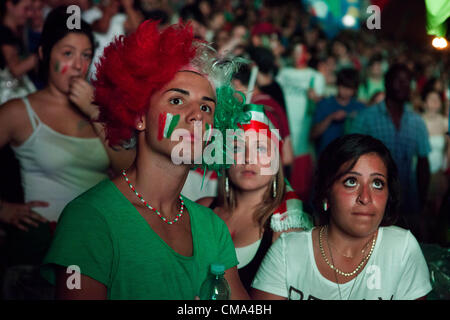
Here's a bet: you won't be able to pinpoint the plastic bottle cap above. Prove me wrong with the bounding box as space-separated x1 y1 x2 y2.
210 263 225 275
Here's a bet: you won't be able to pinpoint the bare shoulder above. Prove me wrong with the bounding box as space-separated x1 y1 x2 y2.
0 97 26 117
0 98 28 129
0 97 35 145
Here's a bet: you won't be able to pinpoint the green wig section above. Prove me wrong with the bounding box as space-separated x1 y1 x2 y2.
192 85 251 182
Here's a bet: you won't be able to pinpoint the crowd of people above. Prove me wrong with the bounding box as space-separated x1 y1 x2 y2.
0 0 449 300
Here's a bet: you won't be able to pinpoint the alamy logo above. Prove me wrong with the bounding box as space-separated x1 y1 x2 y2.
66 265 81 290
366 265 381 290
66 5 81 30
366 5 381 30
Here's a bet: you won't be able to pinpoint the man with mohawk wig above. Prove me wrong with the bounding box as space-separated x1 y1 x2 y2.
41 20 249 300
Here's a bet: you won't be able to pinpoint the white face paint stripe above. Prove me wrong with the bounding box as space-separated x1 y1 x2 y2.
163 113 174 138
241 110 269 125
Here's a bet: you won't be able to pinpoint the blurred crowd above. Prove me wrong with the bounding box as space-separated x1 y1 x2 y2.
1 0 449 297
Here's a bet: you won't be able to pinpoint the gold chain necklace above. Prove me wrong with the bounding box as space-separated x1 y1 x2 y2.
319 226 377 277
327 234 357 300
328 236 372 258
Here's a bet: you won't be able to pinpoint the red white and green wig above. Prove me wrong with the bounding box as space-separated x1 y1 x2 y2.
93 20 245 150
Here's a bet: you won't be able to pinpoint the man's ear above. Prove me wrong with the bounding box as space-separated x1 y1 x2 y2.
136 115 146 131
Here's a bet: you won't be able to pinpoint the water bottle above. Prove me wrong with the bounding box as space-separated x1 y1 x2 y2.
199 264 230 300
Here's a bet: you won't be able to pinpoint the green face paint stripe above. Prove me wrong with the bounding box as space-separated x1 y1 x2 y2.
165 114 180 139
54 61 60 73
205 123 211 138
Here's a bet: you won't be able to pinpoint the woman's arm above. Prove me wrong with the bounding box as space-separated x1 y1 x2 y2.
0 98 22 148
0 99 50 229
224 266 250 300
0 200 49 231
250 288 287 300
68 78 136 174
121 0 144 34
55 265 107 300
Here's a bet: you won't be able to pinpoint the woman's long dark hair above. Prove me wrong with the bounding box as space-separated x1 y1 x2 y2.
313 134 400 226
38 5 96 83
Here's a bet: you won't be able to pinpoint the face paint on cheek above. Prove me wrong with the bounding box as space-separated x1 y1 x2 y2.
54 61 70 75
54 61 60 73
61 63 70 75
158 112 181 141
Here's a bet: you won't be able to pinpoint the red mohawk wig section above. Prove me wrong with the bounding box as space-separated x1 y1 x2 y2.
93 20 198 146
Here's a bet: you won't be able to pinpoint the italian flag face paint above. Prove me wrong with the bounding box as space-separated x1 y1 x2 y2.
54 61 69 75
158 112 180 140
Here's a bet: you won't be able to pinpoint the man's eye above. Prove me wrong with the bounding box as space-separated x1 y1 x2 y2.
170 98 183 105
200 104 212 113
343 177 357 187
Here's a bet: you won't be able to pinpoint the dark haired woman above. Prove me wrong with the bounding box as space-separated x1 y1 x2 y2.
197 104 313 292
0 6 133 298
251 134 432 300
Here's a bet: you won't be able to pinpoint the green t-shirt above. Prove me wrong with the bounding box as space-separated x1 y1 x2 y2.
40 179 238 300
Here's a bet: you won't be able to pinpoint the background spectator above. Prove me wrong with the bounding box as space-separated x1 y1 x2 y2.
311 68 365 156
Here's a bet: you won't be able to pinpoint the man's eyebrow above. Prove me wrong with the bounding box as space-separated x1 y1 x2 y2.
164 88 189 95
202 96 216 104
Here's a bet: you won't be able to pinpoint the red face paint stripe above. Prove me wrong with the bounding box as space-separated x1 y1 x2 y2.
61 64 69 75
158 112 167 141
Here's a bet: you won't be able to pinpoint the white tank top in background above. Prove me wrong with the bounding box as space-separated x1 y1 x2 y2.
11 97 109 222
428 135 446 174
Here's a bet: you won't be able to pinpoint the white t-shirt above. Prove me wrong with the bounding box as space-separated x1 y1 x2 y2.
251 226 432 300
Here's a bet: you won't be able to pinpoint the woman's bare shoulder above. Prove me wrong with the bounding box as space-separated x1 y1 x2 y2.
0 98 28 126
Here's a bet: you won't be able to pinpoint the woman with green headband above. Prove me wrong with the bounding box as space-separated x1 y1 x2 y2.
198 103 313 292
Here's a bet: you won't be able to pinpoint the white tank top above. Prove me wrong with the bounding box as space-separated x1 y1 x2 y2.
11 97 110 222
236 239 262 269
